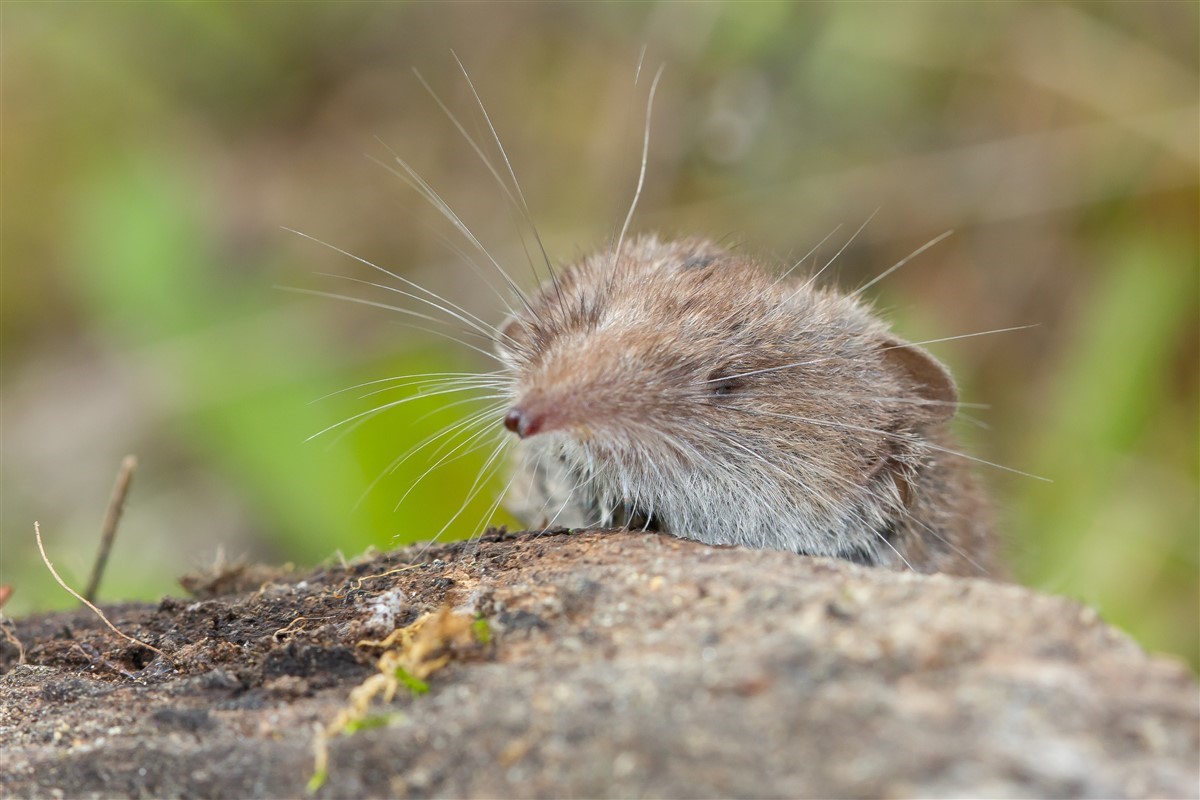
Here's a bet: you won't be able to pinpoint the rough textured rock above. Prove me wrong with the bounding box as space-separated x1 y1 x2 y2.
2 530 1197 799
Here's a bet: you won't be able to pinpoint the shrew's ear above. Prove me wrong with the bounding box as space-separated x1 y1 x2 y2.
878 337 958 424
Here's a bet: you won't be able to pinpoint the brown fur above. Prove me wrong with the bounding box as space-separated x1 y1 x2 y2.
497 235 1000 578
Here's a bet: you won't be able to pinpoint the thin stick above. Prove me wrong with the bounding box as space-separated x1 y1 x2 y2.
0 585 24 664
0 618 24 665
84 455 138 603
34 521 165 657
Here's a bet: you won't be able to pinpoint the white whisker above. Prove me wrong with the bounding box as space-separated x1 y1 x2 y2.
450 54 559 296
798 209 879 292
394 416 507 511
431 435 510 536
696 325 1036 385
310 371 503 404
314 271 508 347
853 229 954 297
729 406 1049 481
773 224 843 286
276 286 503 363
352 404 503 511
283 227 514 345
612 64 664 271
885 325 1039 351
307 386 498 442
367 142 536 318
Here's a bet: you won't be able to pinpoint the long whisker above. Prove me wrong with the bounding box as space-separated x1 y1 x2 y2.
414 432 512 561
519 445 551 529
886 325 1039 350
779 389 990 410
307 385 501 442
450 54 560 296
310 371 504 403
367 141 537 318
612 64 665 271
853 229 954 297
420 410 504 472
313 270 509 347
905 510 989 576
696 324 1037 385
725 406 1049 481
353 404 503 511
798 209 879 292
283 227 515 347
329 393 502 454
414 69 547 302
324 381 500 448
394 416 506 510
449 434 510 520
541 467 596 532
278 286 504 363
422 223 514 319
358 377 508 402
413 69 522 216
772 224 844 286
956 412 991 430
702 426 852 494
872 524 916 572
413 396 506 444
463 451 527 555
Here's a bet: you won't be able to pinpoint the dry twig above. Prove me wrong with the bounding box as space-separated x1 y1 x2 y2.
84 454 138 603
0 586 24 663
0 619 26 665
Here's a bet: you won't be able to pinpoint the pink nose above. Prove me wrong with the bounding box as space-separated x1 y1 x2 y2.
503 407 544 439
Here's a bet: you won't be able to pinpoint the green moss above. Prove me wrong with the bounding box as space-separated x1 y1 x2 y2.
394 666 430 695
342 713 401 735
305 768 327 794
472 615 492 645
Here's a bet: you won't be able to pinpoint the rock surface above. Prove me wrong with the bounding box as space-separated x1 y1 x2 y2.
2 529 1197 799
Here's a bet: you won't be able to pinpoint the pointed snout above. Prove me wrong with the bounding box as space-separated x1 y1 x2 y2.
503 406 545 439
504 387 596 439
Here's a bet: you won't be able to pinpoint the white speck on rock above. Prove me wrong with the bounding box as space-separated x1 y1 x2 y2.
362 588 406 633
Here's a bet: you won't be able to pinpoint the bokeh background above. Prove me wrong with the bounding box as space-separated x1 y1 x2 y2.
3 2 1196 667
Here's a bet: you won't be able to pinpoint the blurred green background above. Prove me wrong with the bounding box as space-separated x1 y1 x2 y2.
2 2 1196 668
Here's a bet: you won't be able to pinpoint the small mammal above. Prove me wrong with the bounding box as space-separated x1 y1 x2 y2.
496 235 999 577
314 66 1002 578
